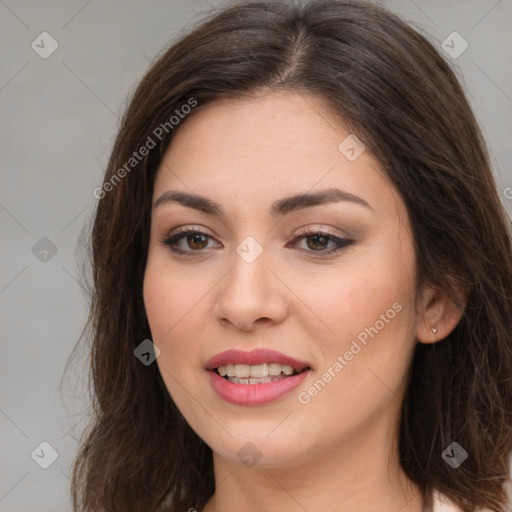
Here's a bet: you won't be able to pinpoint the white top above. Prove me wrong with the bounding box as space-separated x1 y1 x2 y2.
431 491 461 511
431 490 492 512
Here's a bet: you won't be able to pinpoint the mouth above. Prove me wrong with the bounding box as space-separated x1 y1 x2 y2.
205 349 312 405
213 362 310 385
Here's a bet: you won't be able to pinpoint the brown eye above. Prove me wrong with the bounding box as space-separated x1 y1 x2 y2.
162 228 218 254
187 233 209 250
290 230 354 255
161 228 353 257
305 234 331 251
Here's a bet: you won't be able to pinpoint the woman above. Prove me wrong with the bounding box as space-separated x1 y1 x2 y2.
68 1 512 511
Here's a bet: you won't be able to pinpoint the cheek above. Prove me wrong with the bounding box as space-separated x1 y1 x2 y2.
291 242 416 358
143 256 205 381
296 240 418 426
143 255 207 340
143 259 205 417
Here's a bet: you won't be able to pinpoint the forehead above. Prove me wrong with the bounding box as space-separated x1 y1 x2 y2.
159 92 347 169
152 91 403 222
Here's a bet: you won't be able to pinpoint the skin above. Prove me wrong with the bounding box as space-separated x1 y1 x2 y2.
143 91 466 512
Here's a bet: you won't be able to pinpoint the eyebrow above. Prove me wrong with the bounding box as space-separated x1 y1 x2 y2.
152 188 373 217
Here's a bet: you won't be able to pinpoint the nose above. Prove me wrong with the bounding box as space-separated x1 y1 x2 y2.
213 246 289 332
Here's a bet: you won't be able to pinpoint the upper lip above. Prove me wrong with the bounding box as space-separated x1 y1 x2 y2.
205 349 311 371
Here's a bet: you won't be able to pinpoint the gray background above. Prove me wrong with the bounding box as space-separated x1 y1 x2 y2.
1 1 511 510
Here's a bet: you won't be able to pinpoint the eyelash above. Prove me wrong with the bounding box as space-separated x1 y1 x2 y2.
160 227 354 257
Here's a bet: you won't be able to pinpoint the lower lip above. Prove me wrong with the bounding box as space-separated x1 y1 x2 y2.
208 369 310 405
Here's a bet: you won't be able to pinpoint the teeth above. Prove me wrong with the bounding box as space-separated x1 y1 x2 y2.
217 363 303 378
250 363 268 378
228 376 280 384
249 377 271 384
268 363 282 376
282 365 294 375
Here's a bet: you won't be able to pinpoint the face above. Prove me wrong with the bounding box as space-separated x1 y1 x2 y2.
143 91 420 469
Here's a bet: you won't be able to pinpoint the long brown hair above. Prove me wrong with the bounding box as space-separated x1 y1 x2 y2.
65 1 512 510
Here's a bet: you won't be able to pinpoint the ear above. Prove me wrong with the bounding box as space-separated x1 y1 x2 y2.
416 280 470 344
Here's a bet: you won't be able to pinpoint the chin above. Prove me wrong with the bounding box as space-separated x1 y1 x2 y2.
205 430 313 469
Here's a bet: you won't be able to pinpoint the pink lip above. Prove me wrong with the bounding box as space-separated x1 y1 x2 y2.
205 349 312 406
205 348 311 371
208 369 311 406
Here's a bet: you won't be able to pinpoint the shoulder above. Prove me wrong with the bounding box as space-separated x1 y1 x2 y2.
432 490 494 512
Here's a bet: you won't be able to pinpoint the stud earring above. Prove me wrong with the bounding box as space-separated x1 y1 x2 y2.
432 327 437 334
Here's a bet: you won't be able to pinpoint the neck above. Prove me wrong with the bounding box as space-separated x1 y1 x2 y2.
202 415 424 512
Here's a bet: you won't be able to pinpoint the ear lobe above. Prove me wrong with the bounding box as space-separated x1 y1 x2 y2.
416 282 470 344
